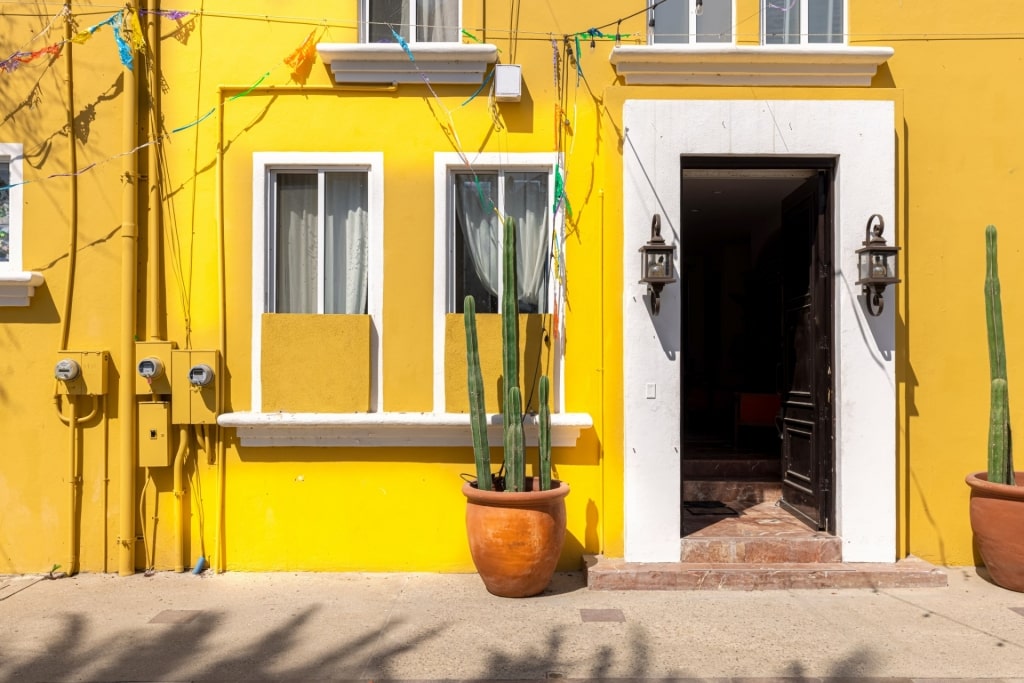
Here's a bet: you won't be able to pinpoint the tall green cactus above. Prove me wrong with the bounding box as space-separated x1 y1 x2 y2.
985 225 1014 485
464 294 492 491
462 216 555 492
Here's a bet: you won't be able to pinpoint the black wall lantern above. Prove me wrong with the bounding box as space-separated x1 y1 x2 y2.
639 214 676 315
855 213 900 316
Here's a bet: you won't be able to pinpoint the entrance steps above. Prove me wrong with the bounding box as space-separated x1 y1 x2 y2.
584 499 948 591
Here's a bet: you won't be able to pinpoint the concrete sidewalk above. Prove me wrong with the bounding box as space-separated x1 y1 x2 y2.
2 567 1024 682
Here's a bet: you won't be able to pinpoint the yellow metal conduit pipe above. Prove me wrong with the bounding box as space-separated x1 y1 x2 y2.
210 80 398 574
56 395 98 575
172 425 189 572
118 1 140 577
146 0 162 341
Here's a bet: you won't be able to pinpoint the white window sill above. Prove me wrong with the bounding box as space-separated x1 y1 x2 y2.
0 271 44 306
316 43 498 85
218 411 593 448
609 45 894 86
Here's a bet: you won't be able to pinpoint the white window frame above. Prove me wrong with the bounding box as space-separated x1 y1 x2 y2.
433 152 566 414
0 143 24 274
360 0 463 44
251 152 384 412
648 0 736 45
761 0 847 46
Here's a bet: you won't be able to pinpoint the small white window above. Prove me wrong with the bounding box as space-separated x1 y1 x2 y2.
649 0 733 44
763 0 845 45
448 169 551 314
0 144 24 273
362 0 461 44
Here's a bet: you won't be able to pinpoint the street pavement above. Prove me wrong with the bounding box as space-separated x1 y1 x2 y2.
2 566 1024 682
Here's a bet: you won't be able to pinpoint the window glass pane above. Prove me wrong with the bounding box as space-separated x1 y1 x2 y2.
324 172 369 314
764 0 800 44
417 0 458 42
368 0 408 43
504 172 549 314
651 0 688 44
0 162 9 264
696 0 732 43
454 173 500 313
274 173 318 314
808 0 843 43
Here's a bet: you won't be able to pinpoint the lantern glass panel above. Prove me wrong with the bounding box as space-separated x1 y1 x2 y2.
645 249 673 282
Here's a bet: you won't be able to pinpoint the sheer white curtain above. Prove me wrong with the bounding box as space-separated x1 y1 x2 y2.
274 172 368 314
418 0 458 41
276 174 318 313
505 172 549 312
455 173 500 298
325 173 369 314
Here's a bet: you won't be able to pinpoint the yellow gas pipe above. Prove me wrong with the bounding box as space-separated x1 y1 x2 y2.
172 425 189 572
117 1 140 577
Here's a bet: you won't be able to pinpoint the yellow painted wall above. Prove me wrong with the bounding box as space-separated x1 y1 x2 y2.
0 0 1020 574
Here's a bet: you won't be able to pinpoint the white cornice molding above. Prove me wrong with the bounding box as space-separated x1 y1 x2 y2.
0 271 43 306
610 45 894 86
219 411 593 448
316 43 499 85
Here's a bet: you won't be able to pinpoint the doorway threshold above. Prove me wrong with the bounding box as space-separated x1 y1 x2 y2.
586 502 947 590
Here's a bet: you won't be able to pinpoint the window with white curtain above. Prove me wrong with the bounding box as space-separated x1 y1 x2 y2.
0 144 23 272
763 0 845 44
363 0 460 43
450 169 550 314
267 170 369 315
649 0 733 44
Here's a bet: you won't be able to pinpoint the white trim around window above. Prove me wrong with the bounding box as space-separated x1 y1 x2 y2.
432 152 566 414
0 143 44 307
250 152 384 412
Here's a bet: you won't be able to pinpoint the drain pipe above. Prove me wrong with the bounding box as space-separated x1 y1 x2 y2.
117 2 140 577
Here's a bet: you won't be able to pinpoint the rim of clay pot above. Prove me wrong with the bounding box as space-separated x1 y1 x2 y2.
462 478 569 505
965 471 1024 501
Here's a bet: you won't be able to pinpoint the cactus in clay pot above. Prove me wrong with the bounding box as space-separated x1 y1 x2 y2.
464 216 553 492
985 225 1015 485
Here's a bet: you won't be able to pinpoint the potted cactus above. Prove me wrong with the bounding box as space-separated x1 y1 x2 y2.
461 215 569 598
965 224 1024 591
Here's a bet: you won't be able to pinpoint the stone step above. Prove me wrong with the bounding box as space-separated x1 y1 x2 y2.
583 555 949 591
680 533 842 563
683 480 781 505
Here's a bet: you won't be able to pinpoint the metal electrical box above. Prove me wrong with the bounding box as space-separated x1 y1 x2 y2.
171 349 221 425
54 351 110 396
135 341 177 395
138 401 171 467
494 64 522 102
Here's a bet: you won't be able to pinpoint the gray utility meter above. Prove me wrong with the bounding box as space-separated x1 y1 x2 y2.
55 358 81 381
137 357 165 380
188 364 214 387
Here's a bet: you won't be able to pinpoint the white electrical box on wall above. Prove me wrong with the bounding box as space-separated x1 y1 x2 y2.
494 64 522 102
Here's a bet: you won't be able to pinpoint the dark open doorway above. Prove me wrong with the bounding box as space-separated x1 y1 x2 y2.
680 157 836 538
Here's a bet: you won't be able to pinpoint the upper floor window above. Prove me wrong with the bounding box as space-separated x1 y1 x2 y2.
649 0 733 44
763 0 845 44
363 0 460 44
448 168 552 315
0 144 23 272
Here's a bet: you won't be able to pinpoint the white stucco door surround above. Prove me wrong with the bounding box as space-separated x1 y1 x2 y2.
622 99 897 563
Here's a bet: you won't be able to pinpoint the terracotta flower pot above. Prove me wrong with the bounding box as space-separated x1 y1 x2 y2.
462 478 569 598
966 471 1024 592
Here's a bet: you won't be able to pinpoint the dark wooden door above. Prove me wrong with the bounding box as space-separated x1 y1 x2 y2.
779 173 834 532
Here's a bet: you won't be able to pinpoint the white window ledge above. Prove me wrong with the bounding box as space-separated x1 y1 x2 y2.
609 45 894 86
218 411 593 448
316 43 498 85
0 271 44 306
